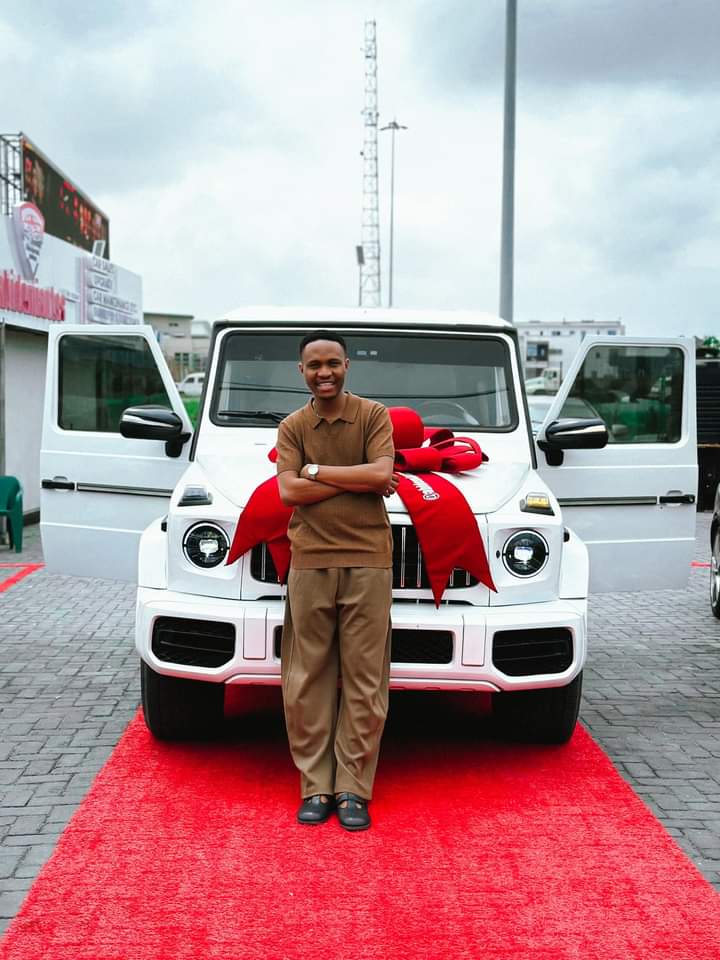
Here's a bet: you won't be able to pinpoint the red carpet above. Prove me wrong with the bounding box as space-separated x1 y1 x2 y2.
2 688 719 960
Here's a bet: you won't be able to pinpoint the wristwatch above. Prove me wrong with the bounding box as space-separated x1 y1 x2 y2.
306 464 320 481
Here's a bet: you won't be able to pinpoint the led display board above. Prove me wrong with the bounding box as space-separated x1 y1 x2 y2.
22 137 110 257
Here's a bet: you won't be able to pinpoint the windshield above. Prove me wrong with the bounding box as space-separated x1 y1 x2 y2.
211 330 517 430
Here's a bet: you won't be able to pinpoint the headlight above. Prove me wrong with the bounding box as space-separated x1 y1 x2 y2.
502 530 549 578
183 522 230 568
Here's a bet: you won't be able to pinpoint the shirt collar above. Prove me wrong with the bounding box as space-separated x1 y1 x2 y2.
307 391 360 428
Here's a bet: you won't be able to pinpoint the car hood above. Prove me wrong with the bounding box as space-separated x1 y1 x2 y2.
198 451 531 516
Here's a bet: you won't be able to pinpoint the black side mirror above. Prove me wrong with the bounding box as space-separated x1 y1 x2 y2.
120 405 190 458
537 417 609 466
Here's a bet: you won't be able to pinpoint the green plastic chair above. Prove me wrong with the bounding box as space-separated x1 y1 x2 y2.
0 477 23 553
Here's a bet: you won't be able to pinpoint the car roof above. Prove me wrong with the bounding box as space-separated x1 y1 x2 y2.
219 305 511 331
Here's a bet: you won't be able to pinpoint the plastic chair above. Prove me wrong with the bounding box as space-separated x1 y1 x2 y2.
0 476 23 553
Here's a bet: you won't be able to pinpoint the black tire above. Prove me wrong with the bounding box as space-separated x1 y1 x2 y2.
492 671 583 745
711 531 720 620
140 660 225 741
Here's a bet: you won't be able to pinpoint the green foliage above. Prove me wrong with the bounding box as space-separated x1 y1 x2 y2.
182 397 201 427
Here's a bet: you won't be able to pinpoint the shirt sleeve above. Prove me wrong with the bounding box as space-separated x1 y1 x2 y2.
365 404 395 463
275 417 304 475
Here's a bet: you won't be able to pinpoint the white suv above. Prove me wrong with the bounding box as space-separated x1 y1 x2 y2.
40 307 697 743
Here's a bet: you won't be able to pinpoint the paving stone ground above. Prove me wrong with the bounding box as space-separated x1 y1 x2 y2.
0 517 719 934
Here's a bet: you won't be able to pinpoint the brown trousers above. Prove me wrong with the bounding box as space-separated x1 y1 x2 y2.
281 567 392 800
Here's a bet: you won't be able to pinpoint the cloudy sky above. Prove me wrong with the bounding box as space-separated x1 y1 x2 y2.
2 0 719 335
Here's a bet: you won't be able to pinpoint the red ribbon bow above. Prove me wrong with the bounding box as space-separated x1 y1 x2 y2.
226 407 496 605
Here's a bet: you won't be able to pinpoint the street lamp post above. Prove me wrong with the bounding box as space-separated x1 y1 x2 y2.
380 119 407 308
499 0 517 325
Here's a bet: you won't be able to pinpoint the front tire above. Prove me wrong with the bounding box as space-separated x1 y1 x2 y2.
492 671 583 744
710 531 720 620
141 660 225 740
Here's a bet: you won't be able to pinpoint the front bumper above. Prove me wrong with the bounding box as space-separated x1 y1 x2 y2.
136 587 587 692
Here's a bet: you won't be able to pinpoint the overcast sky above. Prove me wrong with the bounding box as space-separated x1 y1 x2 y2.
2 0 719 335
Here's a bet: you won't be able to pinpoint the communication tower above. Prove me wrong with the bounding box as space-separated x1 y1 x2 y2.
358 20 381 307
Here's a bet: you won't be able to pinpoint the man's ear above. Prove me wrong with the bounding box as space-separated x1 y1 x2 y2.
298 361 304 374
344 357 350 370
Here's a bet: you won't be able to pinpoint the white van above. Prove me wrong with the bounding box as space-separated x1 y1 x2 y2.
40 308 697 743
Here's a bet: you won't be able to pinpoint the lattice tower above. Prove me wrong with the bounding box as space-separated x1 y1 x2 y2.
359 20 381 307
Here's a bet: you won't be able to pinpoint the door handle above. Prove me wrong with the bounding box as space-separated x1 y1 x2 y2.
41 478 76 491
659 492 695 505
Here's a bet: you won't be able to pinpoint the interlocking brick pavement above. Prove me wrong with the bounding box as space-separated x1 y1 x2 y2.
0 516 719 934
582 511 720 890
0 525 137 934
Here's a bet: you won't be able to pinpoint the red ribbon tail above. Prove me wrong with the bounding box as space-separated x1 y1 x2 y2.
395 473 496 607
267 537 291 584
226 477 293 566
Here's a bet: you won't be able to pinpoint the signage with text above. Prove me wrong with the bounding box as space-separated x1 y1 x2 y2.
0 269 65 322
81 256 140 325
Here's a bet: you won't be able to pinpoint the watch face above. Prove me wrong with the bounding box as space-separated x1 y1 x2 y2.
308 464 319 477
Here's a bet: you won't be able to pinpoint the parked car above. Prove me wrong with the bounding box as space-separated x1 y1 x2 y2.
176 372 205 396
40 310 698 745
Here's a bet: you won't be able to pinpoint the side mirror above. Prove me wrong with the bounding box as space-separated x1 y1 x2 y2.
537 417 608 466
120 405 190 458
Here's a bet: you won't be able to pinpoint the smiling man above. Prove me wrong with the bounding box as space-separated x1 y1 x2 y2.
276 330 397 831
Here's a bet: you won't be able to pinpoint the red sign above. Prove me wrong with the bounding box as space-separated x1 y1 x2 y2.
0 270 65 322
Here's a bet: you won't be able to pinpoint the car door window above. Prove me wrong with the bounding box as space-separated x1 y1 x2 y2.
58 334 171 432
559 344 684 443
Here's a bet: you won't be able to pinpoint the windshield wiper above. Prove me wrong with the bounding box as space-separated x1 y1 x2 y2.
217 409 286 423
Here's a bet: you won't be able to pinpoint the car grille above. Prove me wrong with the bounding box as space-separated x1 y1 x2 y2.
273 627 453 664
152 617 236 668
492 628 573 677
251 525 478 591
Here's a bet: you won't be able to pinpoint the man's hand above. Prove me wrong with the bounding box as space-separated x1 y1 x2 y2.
383 473 401 498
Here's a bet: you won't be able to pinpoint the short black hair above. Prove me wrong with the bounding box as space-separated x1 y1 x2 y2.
299 330 347 358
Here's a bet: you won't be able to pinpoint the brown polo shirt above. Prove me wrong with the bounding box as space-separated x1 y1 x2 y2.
275 392 394 569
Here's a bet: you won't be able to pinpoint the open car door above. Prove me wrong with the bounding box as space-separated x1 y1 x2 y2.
536 337 697 593
41 324 194 581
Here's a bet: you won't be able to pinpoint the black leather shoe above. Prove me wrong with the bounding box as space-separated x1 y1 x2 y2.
335 792 371 831
297 794 335 825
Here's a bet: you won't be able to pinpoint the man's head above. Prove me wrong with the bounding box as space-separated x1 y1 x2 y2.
298 330 349 402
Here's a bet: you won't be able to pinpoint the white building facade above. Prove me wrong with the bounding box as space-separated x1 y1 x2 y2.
0 206 142 520
516 319 626 387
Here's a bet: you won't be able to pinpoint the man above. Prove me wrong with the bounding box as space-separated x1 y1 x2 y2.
275 330 397 831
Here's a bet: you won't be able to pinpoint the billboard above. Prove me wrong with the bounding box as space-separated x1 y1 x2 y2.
22 137 110 257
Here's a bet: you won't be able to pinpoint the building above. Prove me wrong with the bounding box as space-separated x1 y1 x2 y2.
144 312 211 381
516 318 626 387
0 134 142 524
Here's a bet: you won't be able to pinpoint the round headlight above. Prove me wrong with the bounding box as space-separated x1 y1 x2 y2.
502 530 549 578
183 522 230 568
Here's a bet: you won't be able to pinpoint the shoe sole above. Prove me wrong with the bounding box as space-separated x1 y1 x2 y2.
338 820 371 832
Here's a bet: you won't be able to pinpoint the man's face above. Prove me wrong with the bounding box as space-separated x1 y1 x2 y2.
299 339 349 401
